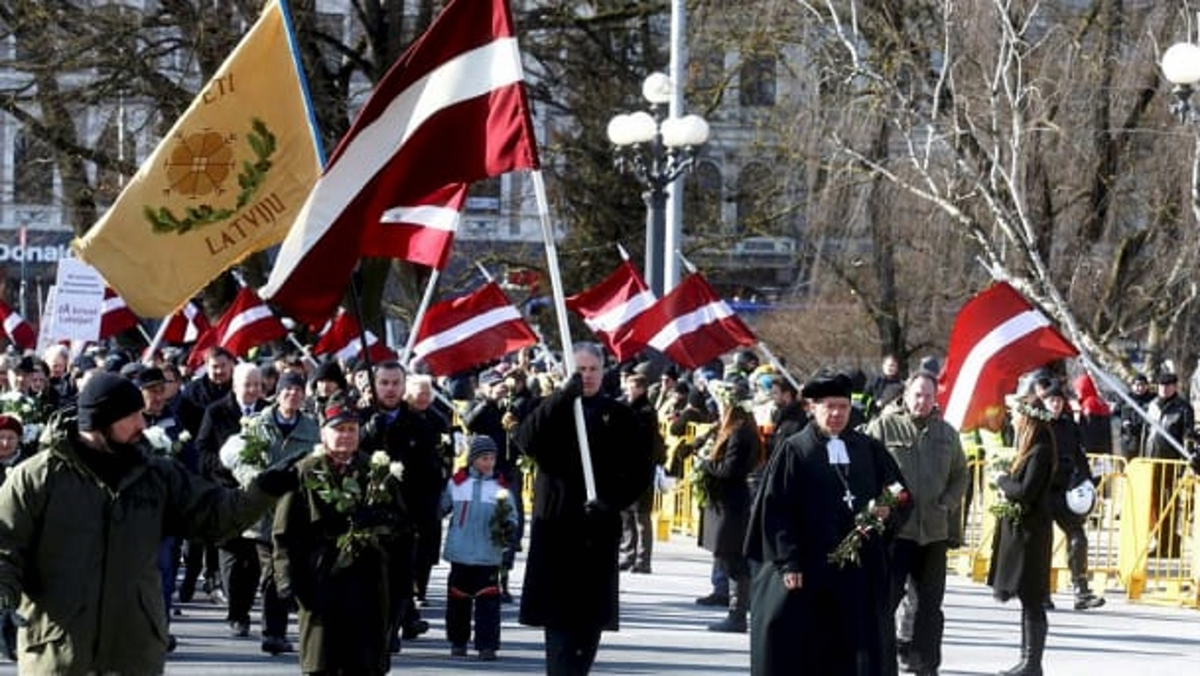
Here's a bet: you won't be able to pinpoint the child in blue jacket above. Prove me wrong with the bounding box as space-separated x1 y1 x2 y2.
440 435 518 660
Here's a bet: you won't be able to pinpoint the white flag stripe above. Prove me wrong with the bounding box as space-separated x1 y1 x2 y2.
333 331 379 362
222 305 276 343
646 301 737 352
3 315 20 335
585 290 656 334
412 306 522 358
263 39 521 296
102 296 126 313
380 204 462 233
942 309 1050 428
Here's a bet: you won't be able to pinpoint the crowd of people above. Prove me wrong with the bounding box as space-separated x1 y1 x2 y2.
0 337 1198 675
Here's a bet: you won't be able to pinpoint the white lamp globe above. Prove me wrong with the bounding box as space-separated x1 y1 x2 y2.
1162 42 1200 85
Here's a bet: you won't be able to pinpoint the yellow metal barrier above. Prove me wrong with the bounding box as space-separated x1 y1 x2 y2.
1118 458 1197 606
1049 455 1127 594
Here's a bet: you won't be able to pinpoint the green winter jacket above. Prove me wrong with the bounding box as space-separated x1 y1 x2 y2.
0 413 277 676
865 401 969 546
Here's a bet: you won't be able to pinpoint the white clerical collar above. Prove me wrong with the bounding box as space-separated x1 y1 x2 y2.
827 436 850 465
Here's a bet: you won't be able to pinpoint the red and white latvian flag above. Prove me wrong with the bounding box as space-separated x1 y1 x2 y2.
161 301 213 344
937 282 1079 431
411 282 537 376
100 288 141 339
0 300 36 351
566 260 655 362
627 273 756 369
262 0 540 324
313 310 396 363
211 287 288 358
368 183 469 269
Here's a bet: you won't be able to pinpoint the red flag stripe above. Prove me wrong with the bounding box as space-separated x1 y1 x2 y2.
261 0 539 324
627 274 756 369
101 289 140 338
936 282 1078 431
565 261 654 362
0 301 36 350
413 306 523 357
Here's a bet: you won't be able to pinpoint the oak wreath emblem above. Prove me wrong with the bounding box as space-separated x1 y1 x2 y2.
143 118 277 235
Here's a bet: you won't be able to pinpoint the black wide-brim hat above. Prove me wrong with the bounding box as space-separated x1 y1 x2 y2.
801 373 853 401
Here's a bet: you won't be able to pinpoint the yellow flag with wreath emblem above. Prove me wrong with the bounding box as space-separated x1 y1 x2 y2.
74 0 321 317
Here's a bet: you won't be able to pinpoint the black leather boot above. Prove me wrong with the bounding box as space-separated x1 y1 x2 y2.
708 574 748 633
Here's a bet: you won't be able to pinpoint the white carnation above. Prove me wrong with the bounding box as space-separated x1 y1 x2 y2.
371 450 391 467
494 488 510 502
389 461 405 481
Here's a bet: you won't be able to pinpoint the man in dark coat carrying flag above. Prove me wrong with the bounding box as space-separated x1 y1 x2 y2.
746 372 907 676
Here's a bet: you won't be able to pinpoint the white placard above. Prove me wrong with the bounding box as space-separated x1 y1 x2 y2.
50 258 106 342
35 285 58 353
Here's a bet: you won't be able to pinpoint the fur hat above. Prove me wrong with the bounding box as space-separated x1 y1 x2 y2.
801 373 853 401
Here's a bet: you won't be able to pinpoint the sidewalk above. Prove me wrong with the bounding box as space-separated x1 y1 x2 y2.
0 535 1196 674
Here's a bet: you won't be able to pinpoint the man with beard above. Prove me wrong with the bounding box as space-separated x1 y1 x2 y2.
746 372 907 676
516 343 654 675
0 373 298 673
360 361 428 650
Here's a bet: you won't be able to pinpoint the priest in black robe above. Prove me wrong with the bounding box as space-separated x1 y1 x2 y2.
746 373 908 676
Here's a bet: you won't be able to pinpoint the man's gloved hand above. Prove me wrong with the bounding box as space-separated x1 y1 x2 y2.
563 372 584 398
583 498 612 518
254 454 304 497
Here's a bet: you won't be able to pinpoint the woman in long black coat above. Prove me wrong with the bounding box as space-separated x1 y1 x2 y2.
987 395 1057 676
697 387 761 632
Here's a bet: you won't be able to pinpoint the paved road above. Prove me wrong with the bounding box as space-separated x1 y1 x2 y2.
1 536 1197 674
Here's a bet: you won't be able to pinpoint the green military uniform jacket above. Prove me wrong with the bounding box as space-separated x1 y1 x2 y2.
0 415 276 676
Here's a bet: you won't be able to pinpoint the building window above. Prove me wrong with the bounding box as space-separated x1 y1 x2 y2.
739 54 776 107
684 160 723 237
736 162 773 235
13 130 54 205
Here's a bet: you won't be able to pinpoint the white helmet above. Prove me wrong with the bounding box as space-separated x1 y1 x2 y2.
1066 481 1096 515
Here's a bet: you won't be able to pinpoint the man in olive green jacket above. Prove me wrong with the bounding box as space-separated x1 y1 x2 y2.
865 372 968 676
0 373 298 676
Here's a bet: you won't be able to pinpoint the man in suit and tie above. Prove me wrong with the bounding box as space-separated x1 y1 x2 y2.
197 362 267 638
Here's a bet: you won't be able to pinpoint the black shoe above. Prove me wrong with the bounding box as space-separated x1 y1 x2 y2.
479 649 498 661
1041 597 1055 611
618 559 635 571
500 590 514 604
401 620 430 640
707 615 747 633
229 620 250 638
166 634 177 653
390 634 402 654
261 636 293 655
450 644 467 657
631 563 651 574
695 593 730 607
1074 593 1106 610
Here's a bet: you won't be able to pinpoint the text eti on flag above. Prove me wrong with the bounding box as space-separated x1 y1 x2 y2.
73 0 322 317
937 282 1079 431
261 0 539 324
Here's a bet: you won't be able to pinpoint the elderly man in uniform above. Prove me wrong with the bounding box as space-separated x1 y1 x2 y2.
515 343 654 675
866 372 967 675
747 372 908 676
0 372 298 674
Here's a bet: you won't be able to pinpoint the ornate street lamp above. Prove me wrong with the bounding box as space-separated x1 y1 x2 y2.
607 72 710 296
1161 42 1200 123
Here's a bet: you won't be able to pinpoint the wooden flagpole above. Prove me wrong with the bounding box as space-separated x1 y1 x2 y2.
401 267 442 367
531 169 597 503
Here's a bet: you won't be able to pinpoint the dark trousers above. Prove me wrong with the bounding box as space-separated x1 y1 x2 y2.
219 537 260 624
157 536 178 625
501 468 525 570
619 501 653 568
181 539 221 598
1050 495 1091 586
414 520 442 601
544 626 601 676
445 563 501 651
891 539 948 670
255 541 289 639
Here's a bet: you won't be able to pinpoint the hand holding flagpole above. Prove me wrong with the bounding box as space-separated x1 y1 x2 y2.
532 170 596 503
